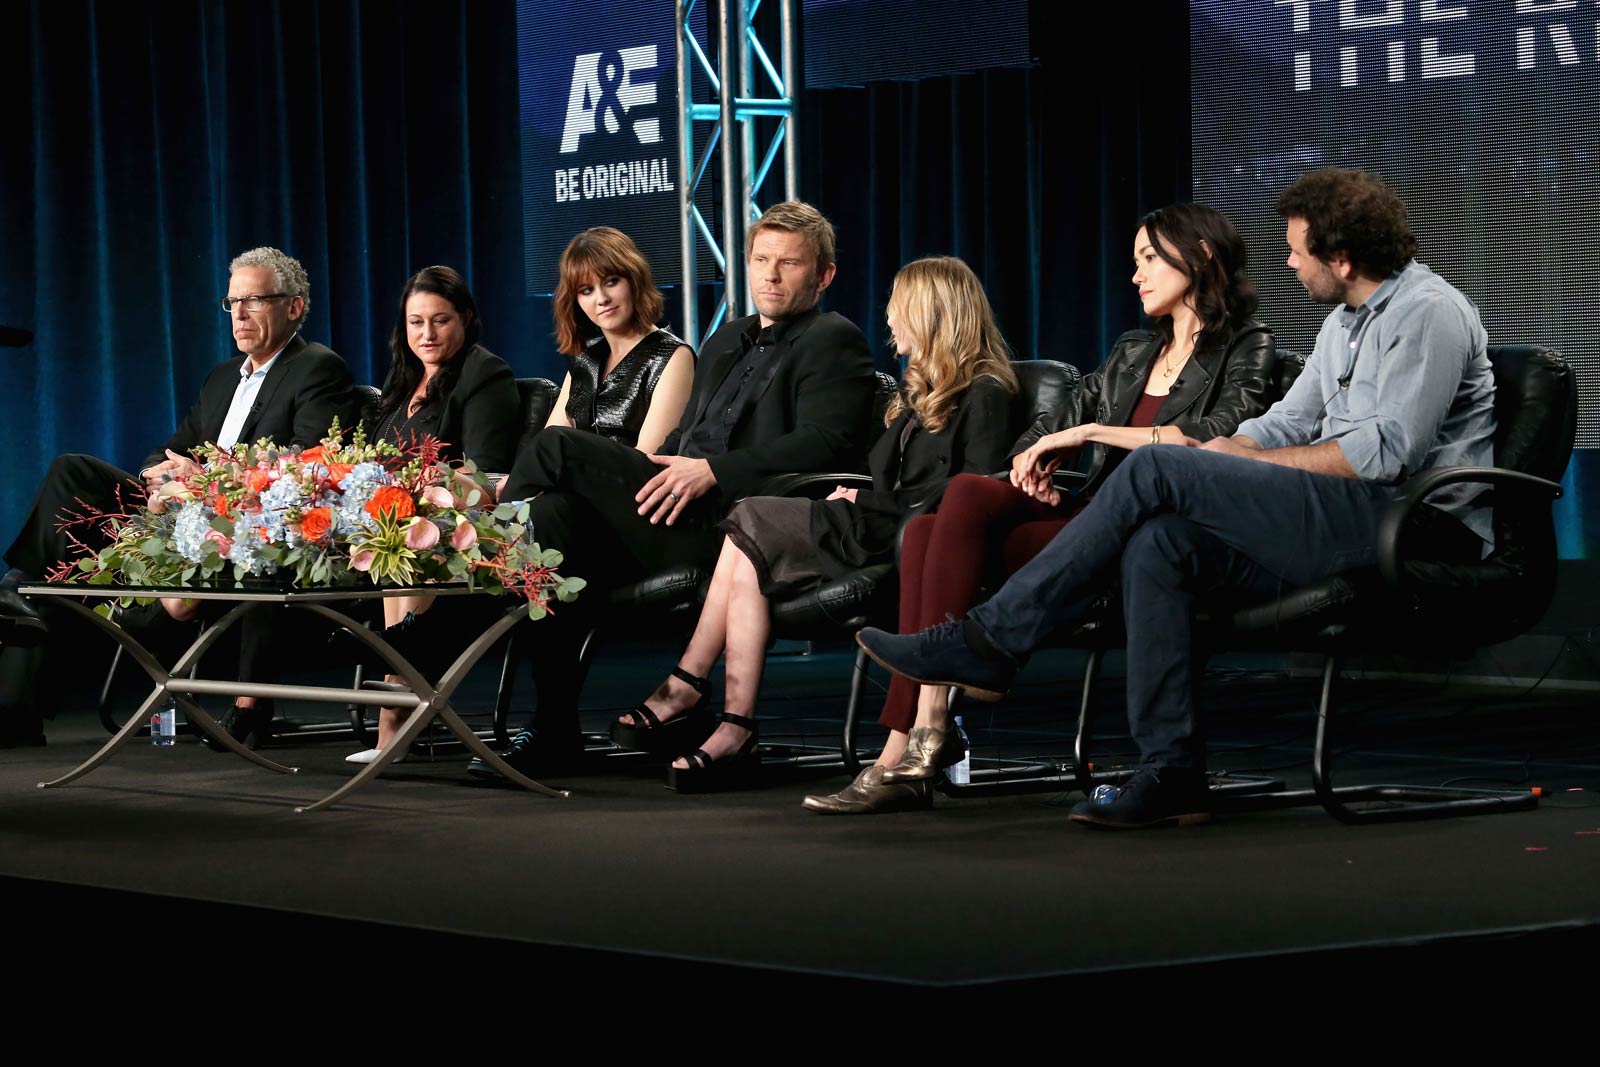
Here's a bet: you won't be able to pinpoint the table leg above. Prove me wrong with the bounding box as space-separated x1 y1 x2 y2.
293 601 566 812
37 598 298 789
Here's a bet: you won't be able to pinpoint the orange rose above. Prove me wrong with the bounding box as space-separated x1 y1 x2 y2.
365 486 416 522
300 507 333 543
247 469 273 494
300 445 326 465
212 494 231 518
325 462 354 489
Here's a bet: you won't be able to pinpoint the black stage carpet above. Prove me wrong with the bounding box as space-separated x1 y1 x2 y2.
3 643 1598 994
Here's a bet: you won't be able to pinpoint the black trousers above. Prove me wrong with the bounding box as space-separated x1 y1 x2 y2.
503 427 728 738
4 453 144 578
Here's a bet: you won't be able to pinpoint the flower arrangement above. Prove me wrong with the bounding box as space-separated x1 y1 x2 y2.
53 420 584 619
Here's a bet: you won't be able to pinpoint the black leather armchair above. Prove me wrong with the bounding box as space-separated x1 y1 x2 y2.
1064 345 1577 823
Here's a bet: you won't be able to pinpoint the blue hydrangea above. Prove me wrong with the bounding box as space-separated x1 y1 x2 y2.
172 501 216 563
226 525 278 577
257 474 309 543
335 462 391 533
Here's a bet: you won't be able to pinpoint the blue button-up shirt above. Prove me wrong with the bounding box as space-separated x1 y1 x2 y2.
1236 261 1495 543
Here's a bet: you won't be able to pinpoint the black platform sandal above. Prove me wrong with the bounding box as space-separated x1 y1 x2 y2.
609 666 716 755
666 711 759 794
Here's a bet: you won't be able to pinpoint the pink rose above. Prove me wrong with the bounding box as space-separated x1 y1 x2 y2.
422 485 455 510
404 517 441 550
204 529 233 556
452 522 478 551
351 550 375 572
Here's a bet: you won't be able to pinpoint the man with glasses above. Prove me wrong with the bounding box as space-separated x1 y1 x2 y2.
0 247 355 745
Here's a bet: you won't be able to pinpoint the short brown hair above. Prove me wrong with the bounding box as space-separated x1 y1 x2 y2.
745 200 837 273
553 227 665 355
1277 168 1418 280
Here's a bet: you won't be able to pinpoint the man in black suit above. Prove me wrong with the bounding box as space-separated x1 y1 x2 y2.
0 247 356 744
477 200 876 775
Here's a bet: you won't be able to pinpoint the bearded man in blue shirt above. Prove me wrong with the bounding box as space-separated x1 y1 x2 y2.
858 168 1496 829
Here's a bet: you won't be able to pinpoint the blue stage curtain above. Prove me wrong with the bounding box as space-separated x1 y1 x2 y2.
798 5 1190 375
1 0 552 539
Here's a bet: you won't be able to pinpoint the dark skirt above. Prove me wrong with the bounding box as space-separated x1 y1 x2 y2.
718 496 828 598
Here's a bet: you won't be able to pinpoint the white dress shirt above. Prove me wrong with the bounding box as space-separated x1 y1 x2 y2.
216 345 285 449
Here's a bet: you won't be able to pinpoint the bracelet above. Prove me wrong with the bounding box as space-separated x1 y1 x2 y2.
1150 426 1161 446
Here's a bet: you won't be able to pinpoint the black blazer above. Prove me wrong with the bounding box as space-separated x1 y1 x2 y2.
363 344 521 474
659 307 875 502
811 374 1018 575
146 332 357 470
1010 320 1278 493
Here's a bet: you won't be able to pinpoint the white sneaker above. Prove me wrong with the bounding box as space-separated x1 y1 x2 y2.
345 747 406 765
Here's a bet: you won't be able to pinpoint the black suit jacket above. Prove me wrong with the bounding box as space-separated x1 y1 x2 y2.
1010 319 1278 493
146 332 357 470
659 306 875 502
811 374 1019 574
361 344 520 474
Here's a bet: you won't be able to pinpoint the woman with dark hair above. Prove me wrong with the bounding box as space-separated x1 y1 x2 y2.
610 256 1018 792
541 226 693 452
344 265 520 764
367 265 519 471
803 203 1280 814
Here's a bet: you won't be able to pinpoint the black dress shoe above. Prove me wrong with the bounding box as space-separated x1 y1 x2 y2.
466 729 583 780
203 700 276 752
0 588 48 648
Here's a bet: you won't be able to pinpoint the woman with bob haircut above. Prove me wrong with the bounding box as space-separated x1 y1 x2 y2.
541 226 694 453
805 202 1280 814
611 256 1020 793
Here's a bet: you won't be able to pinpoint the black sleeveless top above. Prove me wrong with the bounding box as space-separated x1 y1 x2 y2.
566 328 688 447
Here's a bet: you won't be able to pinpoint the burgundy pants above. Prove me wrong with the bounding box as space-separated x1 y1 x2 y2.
878 473 1084 732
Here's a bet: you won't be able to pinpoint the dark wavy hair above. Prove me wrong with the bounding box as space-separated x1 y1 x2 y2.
1277 168 1417 280
1139 202 1258 353
378 265 482 420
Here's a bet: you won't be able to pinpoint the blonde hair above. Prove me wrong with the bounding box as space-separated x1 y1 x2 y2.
745 200 837 273
883 257 1017 433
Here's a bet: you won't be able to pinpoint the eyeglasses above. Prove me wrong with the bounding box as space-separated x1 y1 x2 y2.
220 293 289 313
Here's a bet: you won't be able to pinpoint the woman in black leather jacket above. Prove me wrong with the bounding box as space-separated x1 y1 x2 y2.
804 202 1279 814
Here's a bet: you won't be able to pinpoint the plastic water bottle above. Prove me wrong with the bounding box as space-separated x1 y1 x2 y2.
947 715 972 785
150 703 177 747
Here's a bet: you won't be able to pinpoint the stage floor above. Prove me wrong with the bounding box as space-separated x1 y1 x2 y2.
2 645 1598 990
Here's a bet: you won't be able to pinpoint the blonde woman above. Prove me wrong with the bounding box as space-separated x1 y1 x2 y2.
611 256 1020 792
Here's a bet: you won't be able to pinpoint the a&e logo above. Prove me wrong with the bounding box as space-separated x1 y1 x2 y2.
560 46 662 153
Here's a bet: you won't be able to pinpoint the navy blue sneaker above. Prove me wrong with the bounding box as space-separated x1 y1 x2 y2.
855 619 1017 702
1069 766 1212 829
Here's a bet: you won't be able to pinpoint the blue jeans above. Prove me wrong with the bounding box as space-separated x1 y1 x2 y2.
967 446 1394 769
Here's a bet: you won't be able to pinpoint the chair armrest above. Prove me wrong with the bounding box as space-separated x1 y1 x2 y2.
1051 469 1088 490
756 472 874 500
1375 466 1563 587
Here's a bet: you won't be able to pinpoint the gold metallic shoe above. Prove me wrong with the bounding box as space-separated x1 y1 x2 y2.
802 764 933 815
878 725 966 783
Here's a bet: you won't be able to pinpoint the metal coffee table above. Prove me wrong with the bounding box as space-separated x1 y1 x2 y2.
19 582 568 812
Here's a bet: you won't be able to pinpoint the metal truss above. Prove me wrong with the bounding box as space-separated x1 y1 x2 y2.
676 0 798 346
